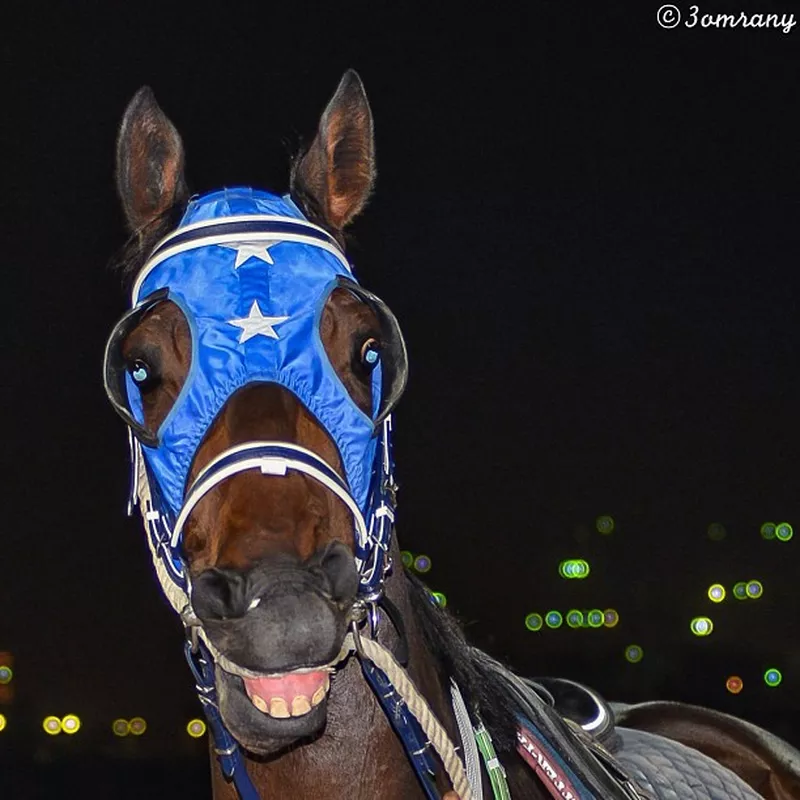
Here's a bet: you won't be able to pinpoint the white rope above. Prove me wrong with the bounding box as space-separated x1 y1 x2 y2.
334 632 473 800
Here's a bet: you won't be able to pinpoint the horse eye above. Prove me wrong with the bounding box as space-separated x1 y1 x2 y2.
129 359 156 388
359 338 381 371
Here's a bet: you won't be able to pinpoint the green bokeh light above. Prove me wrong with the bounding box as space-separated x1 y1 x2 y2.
566 609 584 628
400 550 413 568
745 580 763 599
431 591 447 608
764 668 782 687
690 617 714 636
525 613 543 632
587 609 604 628
0 666 12 685
776 523 793 542
625 645 644 663
760 522 776 540
558 559 590 579
545 610 563 629
708 584 726 603
733 581 748 600
595 515 615 534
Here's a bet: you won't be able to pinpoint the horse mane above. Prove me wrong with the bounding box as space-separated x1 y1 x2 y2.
406 571 524 754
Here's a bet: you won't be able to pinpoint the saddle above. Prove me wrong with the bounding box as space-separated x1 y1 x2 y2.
479 660 765 800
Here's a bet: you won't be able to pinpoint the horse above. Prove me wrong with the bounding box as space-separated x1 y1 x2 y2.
103 70 800 800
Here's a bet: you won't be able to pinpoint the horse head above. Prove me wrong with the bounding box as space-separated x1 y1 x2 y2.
105 71 409 758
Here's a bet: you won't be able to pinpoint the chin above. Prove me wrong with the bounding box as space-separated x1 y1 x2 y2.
216 666 332 757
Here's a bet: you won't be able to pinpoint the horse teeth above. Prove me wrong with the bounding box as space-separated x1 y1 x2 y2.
311 686 326 707
252 694 268 713
269 697 290 718
291 695 311 716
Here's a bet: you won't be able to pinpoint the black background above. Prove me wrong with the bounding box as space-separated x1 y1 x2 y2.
2 1 799 794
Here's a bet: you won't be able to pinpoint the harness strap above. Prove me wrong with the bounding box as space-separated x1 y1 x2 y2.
338 628 474 800
451 682 483 800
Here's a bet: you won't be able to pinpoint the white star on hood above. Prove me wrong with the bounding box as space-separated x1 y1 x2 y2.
227 301 289 343
221 241 280 268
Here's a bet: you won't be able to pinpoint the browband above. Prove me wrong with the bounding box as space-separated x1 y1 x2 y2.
132 215 351 304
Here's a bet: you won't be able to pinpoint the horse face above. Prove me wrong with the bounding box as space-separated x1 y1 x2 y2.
113 71 381 754
120 287 381 750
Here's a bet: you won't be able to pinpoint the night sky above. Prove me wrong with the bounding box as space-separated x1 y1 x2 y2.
2 0 799 785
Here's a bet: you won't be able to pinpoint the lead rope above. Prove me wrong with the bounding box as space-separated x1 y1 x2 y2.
336 629 473 800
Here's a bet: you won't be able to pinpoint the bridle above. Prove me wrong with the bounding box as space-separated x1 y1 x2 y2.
105 187 476 799
106 187 647 800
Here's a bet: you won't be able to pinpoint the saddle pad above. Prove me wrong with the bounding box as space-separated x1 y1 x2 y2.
615 727 765 800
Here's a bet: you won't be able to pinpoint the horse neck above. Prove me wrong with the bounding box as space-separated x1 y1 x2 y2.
211 565 459 800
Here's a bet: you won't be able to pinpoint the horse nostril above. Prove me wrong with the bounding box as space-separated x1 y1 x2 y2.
314 541 358 606
191 567 251 621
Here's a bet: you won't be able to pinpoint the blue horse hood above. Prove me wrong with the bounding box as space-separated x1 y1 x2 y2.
127 187 382 515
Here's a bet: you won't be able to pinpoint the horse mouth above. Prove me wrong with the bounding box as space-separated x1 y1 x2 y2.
240 668 332 718
215 659 338 753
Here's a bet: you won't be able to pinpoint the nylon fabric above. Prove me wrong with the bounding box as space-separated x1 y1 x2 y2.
119 187 380 516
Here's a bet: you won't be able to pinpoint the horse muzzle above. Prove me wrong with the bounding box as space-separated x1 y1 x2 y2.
189 540 358 748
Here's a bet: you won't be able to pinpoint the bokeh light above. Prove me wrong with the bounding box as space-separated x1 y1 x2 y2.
431 591 447 608
129 717 147 736
726 676 743 694
707 584 726 603
0 666 12 685
0 714 6 732
43 716 61 735
112 719 130 737
566 609 584 628
587 609 604 628
595 515 615 534
603 609 619 628
187 719 207 738
61 714 80 734
760 522 776 540
776 523 793 542
707 522 726 541
558 559 590 579
545 610 563 629
764 668 782 687
733 582 748 600
413 554 431 573
746 580 763 599
690 617 714 636
624 645 644 663
524 613 543 632
400 550 413 568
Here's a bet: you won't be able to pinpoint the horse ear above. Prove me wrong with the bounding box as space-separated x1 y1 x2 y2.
291 69 376 232
116 86 188 233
